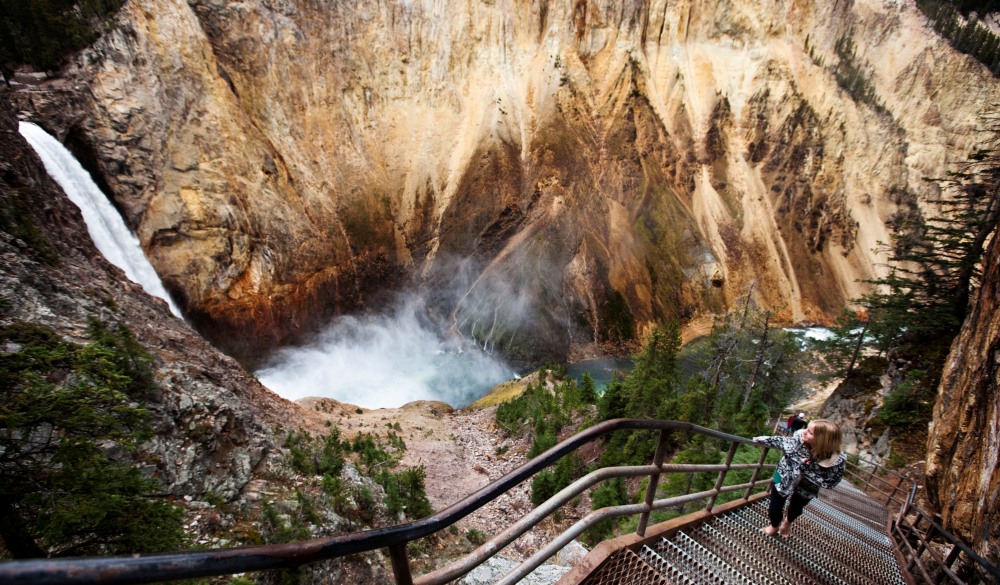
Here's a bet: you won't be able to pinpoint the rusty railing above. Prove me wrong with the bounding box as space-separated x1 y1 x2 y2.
837 451 999 584
5 417 996 585
0 419 775 585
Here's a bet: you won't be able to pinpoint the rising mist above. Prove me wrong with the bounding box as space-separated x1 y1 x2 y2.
255 295 516 408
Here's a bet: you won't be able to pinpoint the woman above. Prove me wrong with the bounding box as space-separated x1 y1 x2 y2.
754 419 847 537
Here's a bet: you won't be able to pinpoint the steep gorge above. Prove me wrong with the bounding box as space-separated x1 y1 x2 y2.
15 0 1000 370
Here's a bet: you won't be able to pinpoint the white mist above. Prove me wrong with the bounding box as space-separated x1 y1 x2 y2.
18 121 183 318
256 297 515 409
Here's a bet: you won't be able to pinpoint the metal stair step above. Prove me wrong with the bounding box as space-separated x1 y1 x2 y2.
687 523 788 585
709 508 822 583
654 532 755 584
577 482 910 585
580 547 669 585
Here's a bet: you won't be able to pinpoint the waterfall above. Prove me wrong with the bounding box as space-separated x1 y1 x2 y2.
18 121 183 318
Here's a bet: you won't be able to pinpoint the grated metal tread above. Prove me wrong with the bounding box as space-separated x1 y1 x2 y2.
818 481 889 531
727 504 854 584
579 481 907 585
687 523 789 585
583 548 670 585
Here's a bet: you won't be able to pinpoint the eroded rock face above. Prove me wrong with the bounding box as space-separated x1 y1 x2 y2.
926 234 1000 566
0 91 302 499
16 0 1000 371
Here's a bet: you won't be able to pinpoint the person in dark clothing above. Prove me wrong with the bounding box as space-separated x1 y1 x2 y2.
787 412 808 433
754 419 846 538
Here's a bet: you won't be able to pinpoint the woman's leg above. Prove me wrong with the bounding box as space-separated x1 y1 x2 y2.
767 483 787 529
778 492 812 537
786 492 811 524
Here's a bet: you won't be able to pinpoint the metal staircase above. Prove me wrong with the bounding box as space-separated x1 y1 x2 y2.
575 482 907 585
3 419 998 585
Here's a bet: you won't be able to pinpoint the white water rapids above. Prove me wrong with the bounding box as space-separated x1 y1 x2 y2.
18 121 183 318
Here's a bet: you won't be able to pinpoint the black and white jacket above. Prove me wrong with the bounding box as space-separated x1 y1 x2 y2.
753 429 846 498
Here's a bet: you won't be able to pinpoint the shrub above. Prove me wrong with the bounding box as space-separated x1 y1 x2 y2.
0 320 185 558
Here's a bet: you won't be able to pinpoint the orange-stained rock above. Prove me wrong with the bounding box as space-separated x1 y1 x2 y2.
926 234 1000 566
14 0 1000 371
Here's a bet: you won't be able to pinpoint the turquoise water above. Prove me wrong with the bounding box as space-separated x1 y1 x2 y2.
565 358 634 392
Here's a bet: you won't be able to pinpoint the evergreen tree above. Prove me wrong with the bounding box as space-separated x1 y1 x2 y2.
697 289 802 435
598 377 628 421
0 321 186 558
621 322 682 420
579 371 597 404
582 477 629 546
815 309 872 381
861 145 1000 350
0 0 126 76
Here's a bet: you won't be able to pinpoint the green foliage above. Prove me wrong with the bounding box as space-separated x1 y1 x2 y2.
375 465 433 520
849 144 1000 429
0 320 185 558
284 428 347 476
529 453 583 506
260 495 313 545
862 148 1000 350
597 378 627 422
502 313 803 544
876 370 935 430
581 478 629 546
465 528 486 546
918 1 1000 76
527 424 558 458
579 372 597 404
622 322 682 421
0 0 125 75
813 309 872 380
598 323 685 466
690 295 802 437
350 431 405 472
99 325 156 397
658 436 723 513
832 35 888 114
495 367 594 454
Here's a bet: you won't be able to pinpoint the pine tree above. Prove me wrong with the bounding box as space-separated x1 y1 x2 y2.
861 145 1000 348
0 321 186 558
579 371 597 404
622 322 682 420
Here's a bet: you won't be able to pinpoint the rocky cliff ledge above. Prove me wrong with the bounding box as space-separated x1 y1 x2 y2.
926 231 1000 565
14 0 1000 368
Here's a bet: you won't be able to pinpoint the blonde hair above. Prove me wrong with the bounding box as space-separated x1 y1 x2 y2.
808 419 842 461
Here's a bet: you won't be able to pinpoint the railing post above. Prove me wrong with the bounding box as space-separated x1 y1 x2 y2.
944 543 962 570
388 542 413 585
744 447 769 500
886 475 901 507
895 483 916 530
706 442 739 513
636 429 670 537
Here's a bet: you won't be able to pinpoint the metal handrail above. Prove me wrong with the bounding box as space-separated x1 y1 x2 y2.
0 419 771 585
892 492 1000 583
839 454 1000 584
6 416 994 585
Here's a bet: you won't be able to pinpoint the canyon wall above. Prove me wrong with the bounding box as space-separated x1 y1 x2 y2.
18 0 1000 370
0 91 297 500
926 232 1000 566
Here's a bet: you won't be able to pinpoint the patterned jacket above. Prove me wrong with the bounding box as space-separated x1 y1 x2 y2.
753 430 846 498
